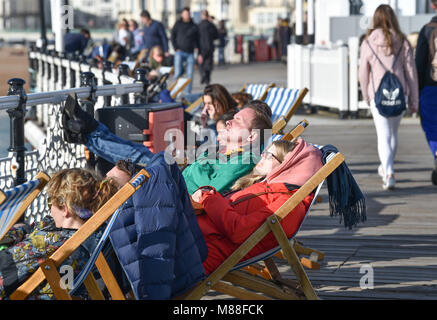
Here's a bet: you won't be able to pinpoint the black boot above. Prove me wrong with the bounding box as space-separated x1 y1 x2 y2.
62 93 98 144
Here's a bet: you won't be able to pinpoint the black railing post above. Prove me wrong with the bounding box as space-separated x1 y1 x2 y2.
118 63 130 105
79 72 97 170
7 78 27 187
102 60 113 107
134 68 149 104
79 71 97 114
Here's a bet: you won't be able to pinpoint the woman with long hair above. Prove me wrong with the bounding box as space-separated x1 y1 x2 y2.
191 138 323 274
198 83 239 145
359 4 419 190
0 168 119 299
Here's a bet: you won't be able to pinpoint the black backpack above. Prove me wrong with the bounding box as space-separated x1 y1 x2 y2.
366 39 406 117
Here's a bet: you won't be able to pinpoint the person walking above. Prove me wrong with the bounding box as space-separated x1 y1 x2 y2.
198 10 219 86
279 18 292 62
273 17 282 61
359 4 419 190
217 20 228 65
415 0 437 185
140 10 169 57
171 7 200 95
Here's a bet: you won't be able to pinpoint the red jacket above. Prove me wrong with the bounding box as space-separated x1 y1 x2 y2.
196 182 314 274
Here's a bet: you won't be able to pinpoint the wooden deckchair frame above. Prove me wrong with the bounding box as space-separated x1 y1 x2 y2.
168 77 192 100
9 169 150 300
183 152 345 300
240 83 276 102
271 87 309 135
0 171 50 241
184 95 203 114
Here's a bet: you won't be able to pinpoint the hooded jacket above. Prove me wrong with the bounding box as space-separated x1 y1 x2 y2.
109 153 207 299
195 139 323 274
359 28 419 111
415 15 437 92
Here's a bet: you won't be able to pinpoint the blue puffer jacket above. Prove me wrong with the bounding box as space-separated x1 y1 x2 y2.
109 153 208 299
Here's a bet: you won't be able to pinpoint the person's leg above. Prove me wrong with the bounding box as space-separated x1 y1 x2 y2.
387 111 405 176
173 50 183 81
370 103 393 179
185 52 195 94
86 123 155 166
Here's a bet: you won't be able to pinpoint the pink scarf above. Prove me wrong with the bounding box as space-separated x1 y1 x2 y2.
265 138 323 186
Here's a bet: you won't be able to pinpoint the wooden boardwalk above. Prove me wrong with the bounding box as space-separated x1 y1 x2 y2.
206 115 437 300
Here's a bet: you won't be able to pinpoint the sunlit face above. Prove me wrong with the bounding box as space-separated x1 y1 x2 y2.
106 166 131 188
202 95 217 120
224 108 256 146
254 145 282 176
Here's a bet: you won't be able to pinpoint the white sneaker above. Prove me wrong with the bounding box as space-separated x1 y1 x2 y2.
383 176 395 190
378 164 384 179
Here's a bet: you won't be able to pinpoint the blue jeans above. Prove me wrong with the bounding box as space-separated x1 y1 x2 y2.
174 50 194 94
85 123 154 166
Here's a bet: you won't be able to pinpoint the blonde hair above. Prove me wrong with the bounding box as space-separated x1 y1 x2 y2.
231 140 297 191
47 168 118 219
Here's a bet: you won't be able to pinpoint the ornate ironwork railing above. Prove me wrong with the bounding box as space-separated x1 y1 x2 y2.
0 49 150 223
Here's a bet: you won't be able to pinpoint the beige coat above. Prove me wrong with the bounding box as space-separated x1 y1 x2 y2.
359 29 419 112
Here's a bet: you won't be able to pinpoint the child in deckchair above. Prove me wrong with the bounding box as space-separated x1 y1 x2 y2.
191 138 323 274
0 168 118 299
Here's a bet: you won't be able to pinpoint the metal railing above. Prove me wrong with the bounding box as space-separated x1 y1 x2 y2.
0 49 152 223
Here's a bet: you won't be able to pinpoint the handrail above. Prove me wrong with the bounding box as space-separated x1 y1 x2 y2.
0 83 144 110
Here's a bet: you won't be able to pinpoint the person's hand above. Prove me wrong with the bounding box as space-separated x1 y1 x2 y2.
200 112 208 128
198 55 203 65
164 52 170 57
410 106 418 114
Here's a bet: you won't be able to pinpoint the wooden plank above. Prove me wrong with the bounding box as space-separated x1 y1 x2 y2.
268 215 318 300
184 223 272 300
95 252 126 300
83 273 106 300
39 259 72 300
212 281 272 300
223 270 302 300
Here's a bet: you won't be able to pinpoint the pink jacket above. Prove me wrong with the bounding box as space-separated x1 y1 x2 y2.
359 29 419 112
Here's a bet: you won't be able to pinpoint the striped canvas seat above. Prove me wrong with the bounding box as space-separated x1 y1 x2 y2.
244 84 269 100
169 77 191 99
264 87 302 123
0 172 50 241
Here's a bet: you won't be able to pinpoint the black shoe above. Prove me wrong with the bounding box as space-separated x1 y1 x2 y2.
432 169 437 186
61 93 98 144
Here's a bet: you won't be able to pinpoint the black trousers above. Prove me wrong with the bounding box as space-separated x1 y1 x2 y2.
199 51 214 85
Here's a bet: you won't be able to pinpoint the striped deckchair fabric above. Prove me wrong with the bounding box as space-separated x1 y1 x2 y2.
241 83 275 101
264 87 308 134
10 169 150 300
0 172 50 241
168 77 191 99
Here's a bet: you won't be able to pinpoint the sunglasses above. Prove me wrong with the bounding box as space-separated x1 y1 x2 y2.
261 150 282 163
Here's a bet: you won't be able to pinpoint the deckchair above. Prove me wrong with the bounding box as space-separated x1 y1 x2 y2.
264 87 309 135
0 172 50 241
158 66 174 77
240 83 276 101
168 77 192 100
9 169 150 300
182 150 345 300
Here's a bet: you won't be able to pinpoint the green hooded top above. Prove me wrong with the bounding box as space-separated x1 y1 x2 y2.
182 149 260 195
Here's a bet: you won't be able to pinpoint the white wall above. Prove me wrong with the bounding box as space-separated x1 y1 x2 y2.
315 0 349 45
